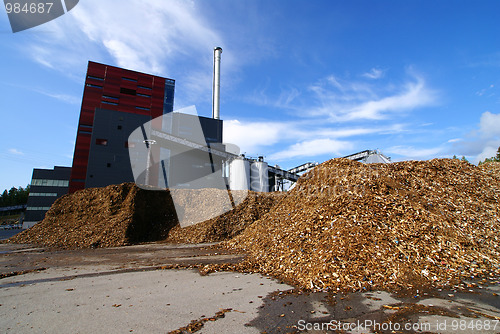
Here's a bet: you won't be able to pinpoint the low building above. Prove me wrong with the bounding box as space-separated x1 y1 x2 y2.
23 166 71 228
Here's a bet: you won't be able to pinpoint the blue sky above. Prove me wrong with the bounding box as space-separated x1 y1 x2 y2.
1 0 500 192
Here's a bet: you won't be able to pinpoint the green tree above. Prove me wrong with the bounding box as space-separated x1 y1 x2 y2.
0 185 30 207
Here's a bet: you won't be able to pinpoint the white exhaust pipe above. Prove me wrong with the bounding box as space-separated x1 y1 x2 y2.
212 47 222 120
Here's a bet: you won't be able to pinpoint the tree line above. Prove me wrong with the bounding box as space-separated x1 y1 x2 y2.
0 185 30 208
478 146 500 165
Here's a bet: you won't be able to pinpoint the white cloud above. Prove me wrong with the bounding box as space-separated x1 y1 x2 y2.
478 111 500 138
8 149 24 155
362 68 385 79
26 0 223 77
269 138 352 161
476 146 499 163
345 78 436 121
453 111 500 163
386 145 443 159
35 89 80 105
223 119 286 154
303 72 438 123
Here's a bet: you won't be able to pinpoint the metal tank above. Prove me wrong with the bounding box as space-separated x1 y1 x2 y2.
250 156 269 192
229 156 250 191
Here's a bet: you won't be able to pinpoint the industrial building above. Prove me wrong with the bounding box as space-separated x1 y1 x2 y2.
23 50 391 227
69 61 176 193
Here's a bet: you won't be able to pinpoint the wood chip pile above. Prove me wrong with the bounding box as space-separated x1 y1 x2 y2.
10 183 178 249
166 191 284 243
479 161 500 180
218 158 500 293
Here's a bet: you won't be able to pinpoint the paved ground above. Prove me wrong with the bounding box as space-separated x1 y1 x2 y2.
0 229 23 241
0 242 499 333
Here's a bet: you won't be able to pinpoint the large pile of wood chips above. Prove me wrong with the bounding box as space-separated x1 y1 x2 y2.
213 159 500 293
10 183 178 249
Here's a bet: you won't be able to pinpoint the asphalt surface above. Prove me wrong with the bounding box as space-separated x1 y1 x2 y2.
0 229 23 241
1 242 499 333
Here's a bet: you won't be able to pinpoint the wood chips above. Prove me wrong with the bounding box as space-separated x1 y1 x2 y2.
9 159 500 294
10 183 178 249
213 159 500 293
166 191 284 243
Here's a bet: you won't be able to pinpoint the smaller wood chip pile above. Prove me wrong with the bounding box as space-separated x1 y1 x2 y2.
216 158 500 293
166 191 284 243
10 183 178 249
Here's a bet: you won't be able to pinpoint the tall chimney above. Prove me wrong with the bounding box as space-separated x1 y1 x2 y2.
212 47 222 119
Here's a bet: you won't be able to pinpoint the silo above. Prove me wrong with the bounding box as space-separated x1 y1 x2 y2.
229 157 250 191
250 157 269 192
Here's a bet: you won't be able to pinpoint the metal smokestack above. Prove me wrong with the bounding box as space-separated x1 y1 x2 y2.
212 47 222 120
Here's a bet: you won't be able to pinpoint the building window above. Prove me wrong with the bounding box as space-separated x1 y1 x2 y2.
29 193 58 197
87 75 104 81
102 101 118 106
103 95 119 100
26 207 52 211
31 179 69 187
138 85 152 90
122 77 137 82
120 87 136 96
80 124 93 129
86 83 102 89
96 138 108 146
137 93 151 98
78 130 92 135
135 106 150 111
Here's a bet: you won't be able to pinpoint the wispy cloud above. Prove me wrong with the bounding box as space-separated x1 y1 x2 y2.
269 138 352 161
27 0 223 75
362 68 385 79
1 82 80 105
35 89 80 104
307 73 438 122
223 117 408 161
8 149 24 155
386 145 443 159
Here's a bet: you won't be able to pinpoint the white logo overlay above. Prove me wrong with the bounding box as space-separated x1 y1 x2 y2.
128 107 256 228
4 0 79 33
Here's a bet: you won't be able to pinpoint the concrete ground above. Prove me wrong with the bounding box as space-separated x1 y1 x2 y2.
1 242 499 333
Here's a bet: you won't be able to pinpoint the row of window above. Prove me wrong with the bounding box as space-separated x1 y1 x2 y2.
29 193 58 197
87 75 161 91
27 207 52 211
31 179 69 187
101 101 151 110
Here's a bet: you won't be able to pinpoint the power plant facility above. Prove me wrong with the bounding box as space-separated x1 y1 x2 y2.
23 47 391 227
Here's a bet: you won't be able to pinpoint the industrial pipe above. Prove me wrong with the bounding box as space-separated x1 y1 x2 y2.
212 47 222 119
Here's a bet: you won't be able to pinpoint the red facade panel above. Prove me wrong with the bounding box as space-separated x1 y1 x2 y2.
68 61 174 193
